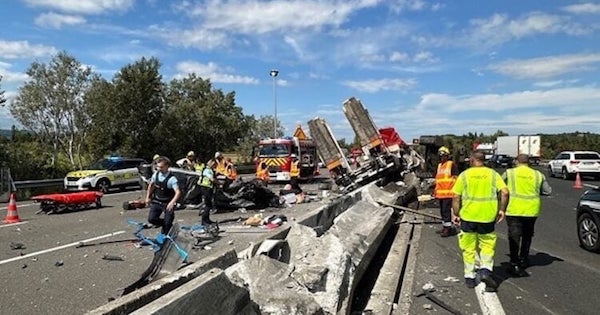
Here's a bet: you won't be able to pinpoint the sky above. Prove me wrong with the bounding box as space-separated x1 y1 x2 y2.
1 0 600 144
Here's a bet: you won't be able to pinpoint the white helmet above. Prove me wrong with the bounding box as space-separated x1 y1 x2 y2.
291 154 297 158
215 152 223 158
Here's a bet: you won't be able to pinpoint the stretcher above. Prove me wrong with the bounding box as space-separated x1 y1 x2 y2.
32 191 103 215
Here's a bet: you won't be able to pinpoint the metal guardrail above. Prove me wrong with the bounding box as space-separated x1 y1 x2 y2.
14 178 64 189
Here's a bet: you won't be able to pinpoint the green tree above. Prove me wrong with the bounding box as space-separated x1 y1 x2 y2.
9 51 94 173
157 74 250 162
236 115 284 163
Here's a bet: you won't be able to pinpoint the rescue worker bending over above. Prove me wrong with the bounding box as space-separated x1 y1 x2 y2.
145 157 181 235
290 154 302 192
256 158 270 186
214 152 227 176
452 150 509 292
434 146 458 237
176 151 197 171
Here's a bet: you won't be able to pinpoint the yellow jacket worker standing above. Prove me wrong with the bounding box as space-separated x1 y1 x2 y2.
452 150 509 292
502 154 551 277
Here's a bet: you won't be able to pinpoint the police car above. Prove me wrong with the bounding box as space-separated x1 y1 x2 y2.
64 157 146 193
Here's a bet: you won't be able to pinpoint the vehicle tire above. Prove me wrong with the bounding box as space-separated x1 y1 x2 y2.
578 212 600 252
96 179 111 194
548 166 554 178
561 167 572 180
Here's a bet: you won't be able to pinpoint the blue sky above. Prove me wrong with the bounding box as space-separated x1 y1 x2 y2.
1 0 600 143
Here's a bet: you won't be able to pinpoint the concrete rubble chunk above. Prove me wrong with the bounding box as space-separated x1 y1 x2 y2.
361 183 400 206
225 254 324 315
286 223 353 313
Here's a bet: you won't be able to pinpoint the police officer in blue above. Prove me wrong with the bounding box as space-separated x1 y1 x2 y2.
145 156 181 235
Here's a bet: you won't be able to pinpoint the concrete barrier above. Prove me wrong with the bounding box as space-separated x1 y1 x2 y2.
87 249 238 315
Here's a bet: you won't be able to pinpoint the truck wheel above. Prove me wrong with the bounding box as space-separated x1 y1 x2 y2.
96 179 111 194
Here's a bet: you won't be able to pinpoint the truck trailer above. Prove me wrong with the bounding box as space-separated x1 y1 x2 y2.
494 135 541 164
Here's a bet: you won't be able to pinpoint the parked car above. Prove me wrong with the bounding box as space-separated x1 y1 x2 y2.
487 154 514 168
577 186 600 252
548 151 600 180
64 157 146 193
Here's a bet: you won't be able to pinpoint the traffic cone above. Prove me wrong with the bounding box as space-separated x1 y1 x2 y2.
573 172 584 189
2 193 22 224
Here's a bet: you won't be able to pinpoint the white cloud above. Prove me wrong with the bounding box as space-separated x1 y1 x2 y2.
187 0 379 34
151 26 229 50
417 86 600 112
489 53 600 79
24 0 134 14
562 3 600 14
533 79 579 88
0 40 57 59
175 61 259 84
465 12 589 49
35 12 86 29
389 51 409 62
0 63 29 83
342 78 417 92
413 51 438 63
389 0 443 13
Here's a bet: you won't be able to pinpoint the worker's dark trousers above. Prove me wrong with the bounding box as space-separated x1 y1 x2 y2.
506 216 537 264
148 201 174 235
439 198 453 225
200 186 214 225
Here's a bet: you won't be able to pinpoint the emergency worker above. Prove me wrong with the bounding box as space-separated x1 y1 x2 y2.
214 152 227 176
434 146 459 237
256 158 270 186
452 150 509 292
145 157 181 235
198 159 217 226
289 154 302 192
177 151 197 171
502 154 551 277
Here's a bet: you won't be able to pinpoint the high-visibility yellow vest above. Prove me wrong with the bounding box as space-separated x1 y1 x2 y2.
290 160 300 177
452 167 506 223
216 158 227 175
199 167 213 188
434 161 456 199
505 165 542 217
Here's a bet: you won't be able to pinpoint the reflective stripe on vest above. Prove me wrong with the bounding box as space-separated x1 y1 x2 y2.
458 167 499 223
435 161 456 199
506 166 542 217
290 161 300 177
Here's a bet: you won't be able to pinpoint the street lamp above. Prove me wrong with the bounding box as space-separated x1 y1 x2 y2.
269 69 279 138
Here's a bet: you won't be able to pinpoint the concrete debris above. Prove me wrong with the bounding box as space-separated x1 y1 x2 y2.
444 276 460 283
422 282 435 291
423 303 433 310
226 255 323 315
102 255 124 261
21 264 27 269
55 260 64 267
9 242 26 250
228 240 234 245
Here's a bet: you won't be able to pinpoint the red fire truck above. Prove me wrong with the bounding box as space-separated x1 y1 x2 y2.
255 125 319 182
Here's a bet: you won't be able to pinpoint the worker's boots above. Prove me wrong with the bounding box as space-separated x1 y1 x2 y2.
439 226 457 237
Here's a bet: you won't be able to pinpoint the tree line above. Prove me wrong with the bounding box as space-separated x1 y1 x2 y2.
1 52 599 180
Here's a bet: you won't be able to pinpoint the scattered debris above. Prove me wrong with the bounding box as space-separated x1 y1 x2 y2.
228 240 234 245
55 260 64 267
31 257 38 262
423 304 433 310
203 246 212 250
422 282 435 291
444 276 461 283
102 255 124 261
516 296 522 300
21 264 27 269
10 242 26 250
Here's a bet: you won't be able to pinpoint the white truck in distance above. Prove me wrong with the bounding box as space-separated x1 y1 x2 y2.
494 135 541 165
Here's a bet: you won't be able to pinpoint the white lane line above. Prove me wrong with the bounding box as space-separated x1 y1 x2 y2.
0 221 28 228
475 283 506 315
0 230 126 266
0 203 36 210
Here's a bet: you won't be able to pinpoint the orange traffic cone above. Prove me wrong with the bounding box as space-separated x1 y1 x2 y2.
573 172 584 189
3 193 22 224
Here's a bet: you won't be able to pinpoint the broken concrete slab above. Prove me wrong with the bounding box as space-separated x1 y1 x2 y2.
225 254 324 315
130 269 259 315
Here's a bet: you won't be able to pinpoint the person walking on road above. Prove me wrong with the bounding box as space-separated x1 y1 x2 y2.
145 157 181 235
452 150 509 292
198 159 217 226
434 146 459 237
502 154 552 277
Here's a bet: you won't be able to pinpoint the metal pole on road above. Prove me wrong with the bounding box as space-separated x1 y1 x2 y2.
270 69 279 138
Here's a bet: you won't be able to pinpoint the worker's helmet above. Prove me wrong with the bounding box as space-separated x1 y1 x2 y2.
187 151 195 157
290 154 297 159
438 146 450 156
215 152 223 158
152 154 160 161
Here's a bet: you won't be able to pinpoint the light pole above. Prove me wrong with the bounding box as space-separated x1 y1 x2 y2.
269 69 279 138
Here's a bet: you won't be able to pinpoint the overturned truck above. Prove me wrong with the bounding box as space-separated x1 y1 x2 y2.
308 97 424 193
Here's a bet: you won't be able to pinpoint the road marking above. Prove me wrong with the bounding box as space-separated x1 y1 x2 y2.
0 221 28 228
475 283 506 315
0 203 36 210
0 230 126 266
